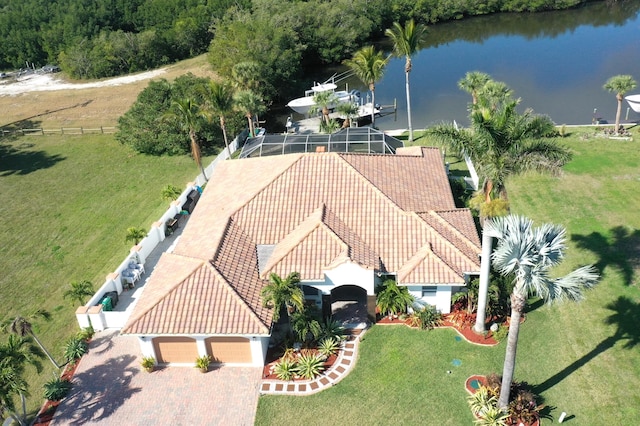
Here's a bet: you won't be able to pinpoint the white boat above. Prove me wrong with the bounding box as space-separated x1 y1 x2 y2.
287 72 360 114
625 94 640 113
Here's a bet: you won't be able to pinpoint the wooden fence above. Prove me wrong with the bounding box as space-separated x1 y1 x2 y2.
0 126 116 137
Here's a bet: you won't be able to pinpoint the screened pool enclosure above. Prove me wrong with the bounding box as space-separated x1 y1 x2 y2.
239 127 404 158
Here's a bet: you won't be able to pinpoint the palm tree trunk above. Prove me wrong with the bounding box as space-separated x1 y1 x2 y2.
498 292 526 409
615 95 622 135
189 130 208 182
31 332 60 369
405 70 413 142
247 114 254 138
370 84 376 125
220 116 231 159
474 228 493 333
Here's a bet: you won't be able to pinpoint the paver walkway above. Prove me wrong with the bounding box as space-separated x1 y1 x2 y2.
52 330 261 426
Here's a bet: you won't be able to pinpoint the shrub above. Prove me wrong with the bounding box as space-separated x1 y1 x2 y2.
317 337 340 358
319 318 346 342
468 386 497 417
64 337 88 363
294 353 325 380
76 325 95 342
492 324 509 343
195 355 211 371
141 356 156 372
43 377 72 401
161 184 182 201
409 304 443 330
273 358 297 381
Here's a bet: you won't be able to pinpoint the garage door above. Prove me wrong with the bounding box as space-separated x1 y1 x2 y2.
153 337 198 364
205 337 252 364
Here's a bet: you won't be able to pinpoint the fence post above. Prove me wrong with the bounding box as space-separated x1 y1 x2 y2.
41 128 44 135
61 128 64 135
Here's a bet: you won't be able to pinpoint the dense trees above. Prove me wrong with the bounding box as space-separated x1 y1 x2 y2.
0 0 599 81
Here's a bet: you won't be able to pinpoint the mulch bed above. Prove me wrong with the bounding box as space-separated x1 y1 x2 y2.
33 360 81 426
376 314 499 346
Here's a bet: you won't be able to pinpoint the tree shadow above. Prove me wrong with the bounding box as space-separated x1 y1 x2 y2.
571 226 640 286
1 100 93 129
0 138 65 176
53 353 141 425
532 296 640 394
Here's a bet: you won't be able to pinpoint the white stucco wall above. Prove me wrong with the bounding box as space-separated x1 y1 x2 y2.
315 262 376 295
407 285 455 314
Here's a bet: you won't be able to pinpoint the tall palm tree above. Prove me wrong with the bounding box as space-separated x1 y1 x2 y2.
260 272 305 329
428 95 572 333
309 90 339 125
63 280 95 306
164 98 209 181
386 19 428 142
234 90 265 138
603 74 637 135
2 310 60 369
486 215 598 409
205 81 235 159
344 46 389 125
458 71 491 105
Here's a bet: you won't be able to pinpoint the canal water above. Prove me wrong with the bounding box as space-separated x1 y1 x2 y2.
269 1 640 132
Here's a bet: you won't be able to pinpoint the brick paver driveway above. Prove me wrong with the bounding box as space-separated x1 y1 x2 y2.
52 330 261 425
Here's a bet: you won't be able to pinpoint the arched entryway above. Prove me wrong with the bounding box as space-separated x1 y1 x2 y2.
329 285 370 326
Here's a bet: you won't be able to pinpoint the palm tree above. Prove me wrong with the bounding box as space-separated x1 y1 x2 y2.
0 364 30 426
234 90 265 138
260 272 305 329
478 80 514 110
603 75 637 135
63 280 95 306
385 19 428 142
428 94 572 333
205 81 235 158
336 101 359 129
344 46 389 125
309 90 339 125
2 310 60 369
485 215 598 409
376 279 415 317
458 71 491 105
125 226 147 246
164 98 209 181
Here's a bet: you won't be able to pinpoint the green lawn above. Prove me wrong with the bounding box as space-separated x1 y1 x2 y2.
0 133 213 417
256 128 640 425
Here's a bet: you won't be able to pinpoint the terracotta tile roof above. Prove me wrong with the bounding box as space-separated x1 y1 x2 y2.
124 149 481 336
122 253 270 335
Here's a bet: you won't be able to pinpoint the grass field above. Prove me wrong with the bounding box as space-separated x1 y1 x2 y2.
256 128 640 425
0 133 214 417
0 55 216 129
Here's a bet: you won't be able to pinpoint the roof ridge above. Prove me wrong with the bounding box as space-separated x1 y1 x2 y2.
206 262 270 333
425 210 481 266
397 242 458 283
336 154 409 213
262 205 349 277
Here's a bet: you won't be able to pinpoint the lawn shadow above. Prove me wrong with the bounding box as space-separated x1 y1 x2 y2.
571 226 640 286
533 296 640 394
54 353 141 425
0 138 65 176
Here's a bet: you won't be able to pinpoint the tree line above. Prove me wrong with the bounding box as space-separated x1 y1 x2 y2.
0 0 596 79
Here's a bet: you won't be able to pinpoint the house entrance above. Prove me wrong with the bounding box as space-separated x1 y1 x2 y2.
330 285 369 327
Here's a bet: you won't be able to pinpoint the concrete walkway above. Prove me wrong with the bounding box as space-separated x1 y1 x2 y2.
52 330 261 426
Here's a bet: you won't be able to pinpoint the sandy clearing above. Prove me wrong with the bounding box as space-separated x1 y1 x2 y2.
0 69 167 96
